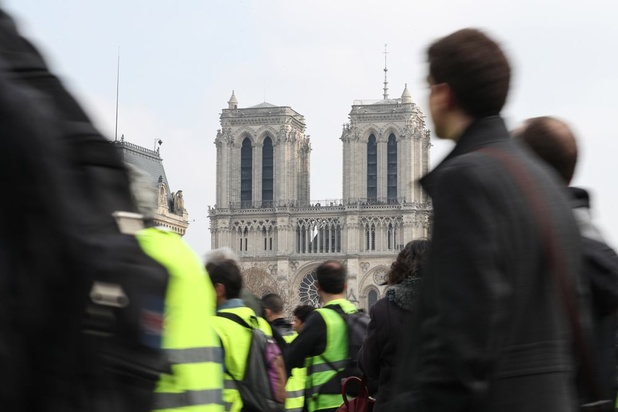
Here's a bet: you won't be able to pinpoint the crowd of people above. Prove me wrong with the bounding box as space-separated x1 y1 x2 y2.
2 3 618 411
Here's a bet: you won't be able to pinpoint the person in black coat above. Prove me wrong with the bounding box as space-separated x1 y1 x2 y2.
517 116 618 405
393 29 587 412
358 239 429 411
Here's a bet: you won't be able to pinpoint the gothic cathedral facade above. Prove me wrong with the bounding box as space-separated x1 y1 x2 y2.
209 86 431 312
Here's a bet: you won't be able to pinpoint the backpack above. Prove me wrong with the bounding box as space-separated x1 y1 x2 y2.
323 306 370 379
0 9 171 411
218 312 286 412
320 306 376 396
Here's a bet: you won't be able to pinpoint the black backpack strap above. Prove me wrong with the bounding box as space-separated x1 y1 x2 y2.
217 311 254 330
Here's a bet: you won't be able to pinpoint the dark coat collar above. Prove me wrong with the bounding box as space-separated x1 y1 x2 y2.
421 116 510 193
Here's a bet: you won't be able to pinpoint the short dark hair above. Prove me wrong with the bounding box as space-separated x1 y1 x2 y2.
316 260 346 294
261 293 284 314
206 259 243 299
516 116 578 184
428 28 511 118
388 239 431 285
293 305 315 323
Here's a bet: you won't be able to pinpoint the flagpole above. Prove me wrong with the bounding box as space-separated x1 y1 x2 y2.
114 50 120 141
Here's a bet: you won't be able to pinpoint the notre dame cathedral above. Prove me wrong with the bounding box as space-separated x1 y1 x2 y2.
208 83 431 312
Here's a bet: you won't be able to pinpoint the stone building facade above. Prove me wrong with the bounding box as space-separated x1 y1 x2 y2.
208 86 431 312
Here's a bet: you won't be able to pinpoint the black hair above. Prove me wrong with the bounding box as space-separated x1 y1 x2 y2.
261 293 284 314
316 260 346 294
428 28 511 118
206 259 242 299
387 239 431 285
293 305 316 323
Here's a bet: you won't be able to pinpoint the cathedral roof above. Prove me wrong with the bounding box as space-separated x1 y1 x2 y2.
249 102 278 109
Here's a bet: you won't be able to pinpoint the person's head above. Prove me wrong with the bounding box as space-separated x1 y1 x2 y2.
261 293 284 322
427 28 511 139
315 260 347 302
387 239 431 285
206 258 243 305
292 305 315 333
515 116 578 185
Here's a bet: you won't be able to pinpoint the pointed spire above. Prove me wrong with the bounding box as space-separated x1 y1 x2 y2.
401 83 412 103
383 44 389 100
228 90 238 109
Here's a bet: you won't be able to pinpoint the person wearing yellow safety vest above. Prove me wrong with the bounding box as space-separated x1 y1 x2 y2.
206 252 274 412
125 163 224 412
262 294 307 412
136 227 225 412
285 261 358 412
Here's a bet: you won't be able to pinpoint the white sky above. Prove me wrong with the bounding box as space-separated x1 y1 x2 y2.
4 0 617 255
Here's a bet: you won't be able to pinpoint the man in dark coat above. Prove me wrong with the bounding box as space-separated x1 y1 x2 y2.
0 8 170 412
394 29 586 412
517 116 618 405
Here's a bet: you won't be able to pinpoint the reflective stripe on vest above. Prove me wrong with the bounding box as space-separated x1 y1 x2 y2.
136 228 224 412
284 332 306 412
305 299 358 412
153 389 223 409
166 347 222 364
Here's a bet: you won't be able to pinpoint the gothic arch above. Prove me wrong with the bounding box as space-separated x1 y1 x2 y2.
292 262 321 289
241 266 279 298
382 125 403 141
362 285 381 310
256 126 279 145
359 124 381 142
360 264 390 293
234 128 257 146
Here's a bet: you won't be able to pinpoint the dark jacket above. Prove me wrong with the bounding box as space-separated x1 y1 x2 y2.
0 9 170 412
358 277 420 411
396 116 584 412
570 187 618 402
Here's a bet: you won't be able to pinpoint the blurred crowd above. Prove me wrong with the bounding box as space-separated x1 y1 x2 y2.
1 6 617 412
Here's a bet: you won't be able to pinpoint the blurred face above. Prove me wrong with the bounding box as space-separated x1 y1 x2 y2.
292 316 305 333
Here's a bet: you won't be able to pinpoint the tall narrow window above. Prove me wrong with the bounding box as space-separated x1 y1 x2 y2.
241 138 252 206
367 134 377 202
262 137 273 207
387 134 397 202
368 289 378 308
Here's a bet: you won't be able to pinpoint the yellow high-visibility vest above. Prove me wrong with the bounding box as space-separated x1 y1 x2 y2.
213 306 273 412
305 299 357 412
283 332 306 412
136 227 224 412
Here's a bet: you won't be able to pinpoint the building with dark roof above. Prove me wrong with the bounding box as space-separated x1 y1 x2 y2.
113 137 189 235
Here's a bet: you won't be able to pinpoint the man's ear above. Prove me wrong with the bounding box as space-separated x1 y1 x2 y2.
215 283 226 299
314 280 322 293
265 308 272 318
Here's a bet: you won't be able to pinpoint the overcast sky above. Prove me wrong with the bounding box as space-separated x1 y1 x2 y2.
4 0 617 255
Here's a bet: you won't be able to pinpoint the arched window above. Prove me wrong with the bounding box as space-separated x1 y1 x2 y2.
367 134 377 202
299 271 319 306
387 134 397 202
368 289 378 308
366 223 376 251
262 137 273 207
241 137 252 206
